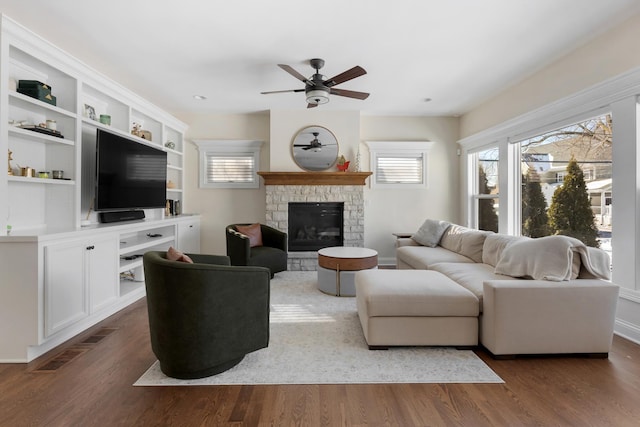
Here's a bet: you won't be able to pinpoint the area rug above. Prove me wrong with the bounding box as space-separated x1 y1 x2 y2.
135 271 503 386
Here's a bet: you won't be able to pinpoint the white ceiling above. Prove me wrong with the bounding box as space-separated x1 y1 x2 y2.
2 0 640 117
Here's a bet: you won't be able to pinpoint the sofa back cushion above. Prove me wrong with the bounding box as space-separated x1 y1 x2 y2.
439 225 492 263
482 234 529 267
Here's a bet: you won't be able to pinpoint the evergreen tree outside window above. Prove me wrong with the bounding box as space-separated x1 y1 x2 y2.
518 114 611 248
474 147 499 232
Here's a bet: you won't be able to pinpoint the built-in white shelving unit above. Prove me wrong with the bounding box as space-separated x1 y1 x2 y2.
0 14 199 362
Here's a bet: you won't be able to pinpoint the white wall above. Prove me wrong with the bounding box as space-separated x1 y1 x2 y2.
460 13 640 138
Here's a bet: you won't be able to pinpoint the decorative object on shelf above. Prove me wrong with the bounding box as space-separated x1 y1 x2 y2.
52 170 64 179
84 104 97 120
337 154 350 172
131 122 152 140
17 80 56 106
38 171 50 179
167 180 176 189
7 149 14 176
45 119 56 130
164 140 175 149
355 147 361 172
8 77 17 91
18 124 64 138
99 114 111 125
20 167 34 177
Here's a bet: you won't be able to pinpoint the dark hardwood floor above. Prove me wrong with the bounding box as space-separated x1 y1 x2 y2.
2 299 640 426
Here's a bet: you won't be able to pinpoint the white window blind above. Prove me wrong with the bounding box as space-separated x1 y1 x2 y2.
375 154 423 184
365 141 434 189
206 154 255 184
193 140 263 189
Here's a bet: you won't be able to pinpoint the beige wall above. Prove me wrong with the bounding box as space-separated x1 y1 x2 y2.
269 110 361 170
177 112 270 255
360 116 460 261
178 110 459 261
460 13 640 138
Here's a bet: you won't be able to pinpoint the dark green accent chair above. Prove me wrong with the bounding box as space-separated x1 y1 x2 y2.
142 251 270 379
226 223 288 278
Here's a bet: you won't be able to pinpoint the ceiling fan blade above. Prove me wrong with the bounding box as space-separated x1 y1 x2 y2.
278 64 313 85
302 146 313 150
324 66 366 87
261 89 305 94
330 88 370 100
307 103 318 109
293 144 311 147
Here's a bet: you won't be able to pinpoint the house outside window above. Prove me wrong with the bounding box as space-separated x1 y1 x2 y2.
193 140 264 189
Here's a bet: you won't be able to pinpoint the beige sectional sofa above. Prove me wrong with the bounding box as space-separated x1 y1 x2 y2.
355 222 620 358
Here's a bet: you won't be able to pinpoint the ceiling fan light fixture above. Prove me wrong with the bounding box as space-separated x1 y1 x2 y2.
306 89 330 105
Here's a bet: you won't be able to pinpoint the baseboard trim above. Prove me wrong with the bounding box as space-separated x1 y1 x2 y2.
615 319 640 346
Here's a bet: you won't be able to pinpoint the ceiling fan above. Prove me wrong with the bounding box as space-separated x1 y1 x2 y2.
293 132 335 151
261 58 369 108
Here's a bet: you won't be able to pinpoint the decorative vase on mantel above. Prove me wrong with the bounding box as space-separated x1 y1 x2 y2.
337 155 350 172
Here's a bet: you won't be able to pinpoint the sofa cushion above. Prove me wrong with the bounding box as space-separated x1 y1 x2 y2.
396 245 475 270
439 225 492 263
411 219 451 247
482 234 529 267
430 262 513 312
355 270 479 317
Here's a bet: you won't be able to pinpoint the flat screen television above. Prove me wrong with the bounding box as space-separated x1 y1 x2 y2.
95 128 167 212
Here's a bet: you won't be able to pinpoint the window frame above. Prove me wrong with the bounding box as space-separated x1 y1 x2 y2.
193 140 264 189
364 141 434 189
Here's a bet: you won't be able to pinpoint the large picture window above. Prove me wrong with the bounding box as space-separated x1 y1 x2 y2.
518 114 612 252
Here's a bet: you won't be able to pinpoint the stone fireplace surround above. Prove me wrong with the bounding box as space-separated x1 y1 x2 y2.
260 172 371 271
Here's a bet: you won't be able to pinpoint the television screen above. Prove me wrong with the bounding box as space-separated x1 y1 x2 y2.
95 128 167 211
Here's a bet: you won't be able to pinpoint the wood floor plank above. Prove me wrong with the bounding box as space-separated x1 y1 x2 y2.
1 299 640 426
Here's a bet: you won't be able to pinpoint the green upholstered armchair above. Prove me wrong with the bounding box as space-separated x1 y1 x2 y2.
142 251 270 379
226 223 288 278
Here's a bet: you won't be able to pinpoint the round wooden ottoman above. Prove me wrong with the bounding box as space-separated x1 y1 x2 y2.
317 246 378 296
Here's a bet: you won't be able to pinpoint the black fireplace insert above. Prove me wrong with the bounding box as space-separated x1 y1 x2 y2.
288 202 344 251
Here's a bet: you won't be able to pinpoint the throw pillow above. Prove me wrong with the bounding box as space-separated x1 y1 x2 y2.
236 223 263 247
411 219 451 247
166 246 193 263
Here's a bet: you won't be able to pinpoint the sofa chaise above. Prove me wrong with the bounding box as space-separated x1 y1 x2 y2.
355 220 619 358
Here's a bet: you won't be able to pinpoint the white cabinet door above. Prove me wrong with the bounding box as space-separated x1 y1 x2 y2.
88 235 119 313
44 240 88 337
177 218 201 253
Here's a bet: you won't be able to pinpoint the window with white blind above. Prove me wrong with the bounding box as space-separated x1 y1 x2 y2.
365 141 434 188
193 140 264 189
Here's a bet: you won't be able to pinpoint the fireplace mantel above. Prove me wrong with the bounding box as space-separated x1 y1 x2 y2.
258 171 372 186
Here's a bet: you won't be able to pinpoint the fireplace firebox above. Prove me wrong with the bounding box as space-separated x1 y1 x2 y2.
288 202 344 251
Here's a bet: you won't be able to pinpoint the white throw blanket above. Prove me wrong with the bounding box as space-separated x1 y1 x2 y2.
494 235 611 282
